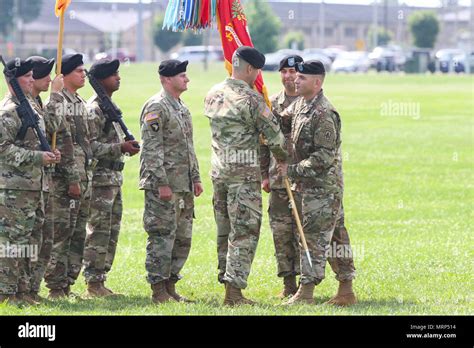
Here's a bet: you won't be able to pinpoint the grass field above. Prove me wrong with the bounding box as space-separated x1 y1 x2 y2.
0 63 472 315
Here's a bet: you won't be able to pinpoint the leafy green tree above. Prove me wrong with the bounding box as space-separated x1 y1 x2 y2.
283 31 305 50
182 31 203 46
153 14 182 53
245 0 281 54
0 0 43 36
368 26 393 47
408 11 439 48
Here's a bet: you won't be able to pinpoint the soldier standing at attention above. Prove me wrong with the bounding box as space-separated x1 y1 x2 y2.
44 54 94 299
83 58 140 297
139 59 203 304
260 55 303 299
204 46 287 306
26 55 69 302
278 60 357 306
0 59 59 305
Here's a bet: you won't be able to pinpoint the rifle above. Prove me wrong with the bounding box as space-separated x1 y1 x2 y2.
1 55 52 152
85 69 140 149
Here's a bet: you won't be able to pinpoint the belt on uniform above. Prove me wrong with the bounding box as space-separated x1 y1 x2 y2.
96 159 125 171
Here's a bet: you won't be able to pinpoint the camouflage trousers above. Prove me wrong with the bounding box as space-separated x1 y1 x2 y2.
0 189 43 295
299 188 356 285
143 190 194 284
83 185 122 283
268 188 301 278
213 181 262 289
29 189 53 294
44 179 91 290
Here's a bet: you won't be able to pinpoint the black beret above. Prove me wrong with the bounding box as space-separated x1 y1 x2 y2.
235 46 265 69
61 53 84 75
89 58 120 79
4 58 33 78
279 55 303 71
27 56 55 79
296 60 326 75
159 59 188 77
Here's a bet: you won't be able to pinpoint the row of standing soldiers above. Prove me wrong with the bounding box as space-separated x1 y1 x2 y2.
0 46 357 307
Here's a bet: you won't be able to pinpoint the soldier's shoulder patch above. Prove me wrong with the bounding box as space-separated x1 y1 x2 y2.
316 119 336 147
145 112 160 132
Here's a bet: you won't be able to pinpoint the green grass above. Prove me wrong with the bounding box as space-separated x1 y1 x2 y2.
0 63 472 315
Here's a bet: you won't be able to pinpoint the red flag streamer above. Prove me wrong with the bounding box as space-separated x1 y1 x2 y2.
216 0 270 105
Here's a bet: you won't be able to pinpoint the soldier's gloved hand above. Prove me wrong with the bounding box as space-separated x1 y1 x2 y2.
53 149 61 164
277 161 289 178
193 182 203 197
68 182 81 199
121 140 140 156
42 151 57 165
159 185 173 201
262 178 270 193
51 74 64 93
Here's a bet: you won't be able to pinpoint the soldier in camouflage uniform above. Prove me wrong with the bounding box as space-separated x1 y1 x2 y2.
278 60 357 306
260 55 303 298
139 59 202 304
26 56 69 302
44 54 95 299
204 47 287 306
0 59 59 305
83 58 139 297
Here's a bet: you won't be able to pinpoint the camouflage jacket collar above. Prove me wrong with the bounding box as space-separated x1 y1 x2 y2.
226 77 252 91
276 90 299 108
62 87 85 104
301 89 324 113
161 89 183 111
3 92 19 106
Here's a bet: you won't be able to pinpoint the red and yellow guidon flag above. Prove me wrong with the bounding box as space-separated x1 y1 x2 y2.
55 0 71 17
217 0 270 105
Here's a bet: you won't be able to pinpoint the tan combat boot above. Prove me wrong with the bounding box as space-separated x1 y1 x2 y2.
165 279 193 303
151 281 176 304
0 294 21 305
278 275 298 299
48 288 66 299
223 284 256 306
326 280 357 307
16 292 40 305
101 281 121 297
284 283 315 305
29 292 45 303
85 281 113 298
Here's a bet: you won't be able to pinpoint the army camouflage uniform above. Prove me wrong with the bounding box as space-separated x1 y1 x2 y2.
204 78 287 289
44 88 94 291
0 93 48 296
287 90 355 286
28 93 72 294
83 95 124 284
139 89 200 285
260 91 302 279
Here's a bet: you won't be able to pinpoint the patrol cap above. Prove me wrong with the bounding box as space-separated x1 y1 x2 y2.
89 58 120 79
4 58 34 78
158 59 188 77
235 46 265 69
279 55 303 71
296 60 326 75
26 56 55 79
61 53 84 75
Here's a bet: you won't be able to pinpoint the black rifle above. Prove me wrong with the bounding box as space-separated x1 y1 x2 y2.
85 69 140 149
0 55 52 152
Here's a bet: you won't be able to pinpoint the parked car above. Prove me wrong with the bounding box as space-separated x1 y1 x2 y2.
94 48 136 62
302 50 333 72
332 51 370 73
435 48 465 73
453 51 474 73
170 46 224 63
263 49 303 71
323 47 347 62
369 45 407 72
